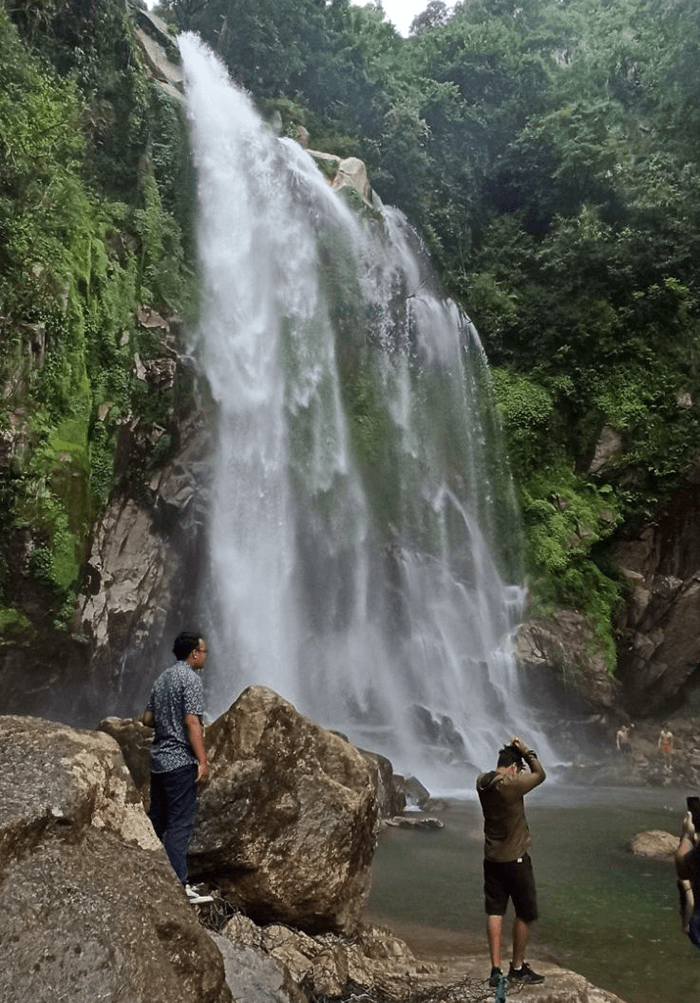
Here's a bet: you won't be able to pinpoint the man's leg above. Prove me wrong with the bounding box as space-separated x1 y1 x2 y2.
511 915 531 969
161 764 198 885
508 855 544 983
148 770 167 841
486 914 503 968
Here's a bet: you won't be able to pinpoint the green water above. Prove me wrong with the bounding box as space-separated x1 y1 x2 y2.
365 787 700 1003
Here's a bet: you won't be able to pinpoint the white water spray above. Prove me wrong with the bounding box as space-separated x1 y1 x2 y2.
179 34 556 785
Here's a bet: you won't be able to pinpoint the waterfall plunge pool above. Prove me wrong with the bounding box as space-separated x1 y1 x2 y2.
365 786 700 1003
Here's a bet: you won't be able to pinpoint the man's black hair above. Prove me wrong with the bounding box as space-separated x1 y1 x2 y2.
173 631 202 661
497 744 523 768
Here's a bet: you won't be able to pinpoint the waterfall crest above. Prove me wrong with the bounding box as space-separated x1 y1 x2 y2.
180 34 555 785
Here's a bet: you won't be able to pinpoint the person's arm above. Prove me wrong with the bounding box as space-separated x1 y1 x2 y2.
184 713 208 781
142 709 155 728
676 812 697 876
675 812 698 930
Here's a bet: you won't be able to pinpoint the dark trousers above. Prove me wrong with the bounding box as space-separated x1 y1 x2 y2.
148 764 198 885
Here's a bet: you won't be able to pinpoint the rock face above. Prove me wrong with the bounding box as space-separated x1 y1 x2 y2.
78 409 212 717
0 715 231 1003
514 611 621 714
612 464 700 714
189 685 381 934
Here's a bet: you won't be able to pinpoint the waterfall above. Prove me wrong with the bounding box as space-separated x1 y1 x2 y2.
179 34 555 787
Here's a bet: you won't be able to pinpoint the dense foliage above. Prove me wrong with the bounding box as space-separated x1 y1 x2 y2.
0 0 194 640
4 0 700 671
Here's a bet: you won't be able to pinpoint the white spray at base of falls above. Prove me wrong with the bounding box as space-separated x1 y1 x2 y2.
179 34 557 786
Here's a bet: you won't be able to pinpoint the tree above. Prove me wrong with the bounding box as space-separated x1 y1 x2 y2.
409 1 452 36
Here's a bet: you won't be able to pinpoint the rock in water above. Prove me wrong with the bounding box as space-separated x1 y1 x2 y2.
189 685 381 934
628 829 678 858
0 715 231 1003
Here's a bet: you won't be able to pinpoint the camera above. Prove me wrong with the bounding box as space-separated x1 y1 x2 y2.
688 796 700 831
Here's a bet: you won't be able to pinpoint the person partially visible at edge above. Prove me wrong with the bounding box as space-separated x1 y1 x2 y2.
476 736 546 988
658 726 674 771
142 631 209 896
675 808 700 949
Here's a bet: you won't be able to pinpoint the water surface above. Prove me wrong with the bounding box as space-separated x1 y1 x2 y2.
366 787 700 1003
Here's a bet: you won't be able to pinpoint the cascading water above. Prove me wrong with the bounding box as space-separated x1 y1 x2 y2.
179 34 556 786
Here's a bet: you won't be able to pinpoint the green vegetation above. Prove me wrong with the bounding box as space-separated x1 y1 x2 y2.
0 1 194 634
5 0 700 672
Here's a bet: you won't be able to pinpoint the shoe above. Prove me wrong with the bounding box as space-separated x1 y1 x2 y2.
185 883 213 905
488 967 504 987
508 961 544 984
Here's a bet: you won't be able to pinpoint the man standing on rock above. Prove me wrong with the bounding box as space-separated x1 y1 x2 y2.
476 736 546 987
143 630 211 904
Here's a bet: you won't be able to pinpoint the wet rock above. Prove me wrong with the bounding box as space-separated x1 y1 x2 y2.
383 816 444 831
589 425 624 474
0 715 231 1003
360 749 407 818
514 611 620 713
613 458 700 715
189 686 381 934
129 0 184 103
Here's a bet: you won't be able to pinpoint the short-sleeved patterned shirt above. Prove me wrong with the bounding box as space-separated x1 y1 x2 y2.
146 660 205 773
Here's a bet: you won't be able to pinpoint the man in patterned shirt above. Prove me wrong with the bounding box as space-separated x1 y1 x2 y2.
143 631 209 899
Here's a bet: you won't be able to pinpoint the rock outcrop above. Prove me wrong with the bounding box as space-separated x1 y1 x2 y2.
190 685 381 934
514 611 621 716
612 462 700 715
222 913 439 999
129 0 184 103
78 404 212 716
0 715 231 1003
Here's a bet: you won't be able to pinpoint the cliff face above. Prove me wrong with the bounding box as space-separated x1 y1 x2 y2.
612 460 700 716
2 2 699 735
0 1 197 720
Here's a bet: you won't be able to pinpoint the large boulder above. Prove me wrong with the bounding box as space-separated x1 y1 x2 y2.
189 685 381 934
0 716 231 1003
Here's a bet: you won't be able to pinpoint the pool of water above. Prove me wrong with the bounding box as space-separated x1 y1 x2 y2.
365 786 700 1003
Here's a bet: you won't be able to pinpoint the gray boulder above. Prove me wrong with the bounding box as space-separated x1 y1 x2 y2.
0 715 231 1003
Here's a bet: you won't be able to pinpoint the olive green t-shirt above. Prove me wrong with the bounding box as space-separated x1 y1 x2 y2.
476 756 546 862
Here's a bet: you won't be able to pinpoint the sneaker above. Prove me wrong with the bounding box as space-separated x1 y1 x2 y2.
185 883 213 905
508 961 544 984
488 967 504 987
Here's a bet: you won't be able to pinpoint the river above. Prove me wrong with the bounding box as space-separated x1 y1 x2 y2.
365 785 700 1003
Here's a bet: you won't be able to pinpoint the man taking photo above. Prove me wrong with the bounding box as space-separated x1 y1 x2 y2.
476 735 546 987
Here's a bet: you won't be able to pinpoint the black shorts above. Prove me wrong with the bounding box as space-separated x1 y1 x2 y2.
483 853 538 922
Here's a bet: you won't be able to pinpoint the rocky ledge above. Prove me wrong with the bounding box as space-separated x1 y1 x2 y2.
0 689 630 1003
